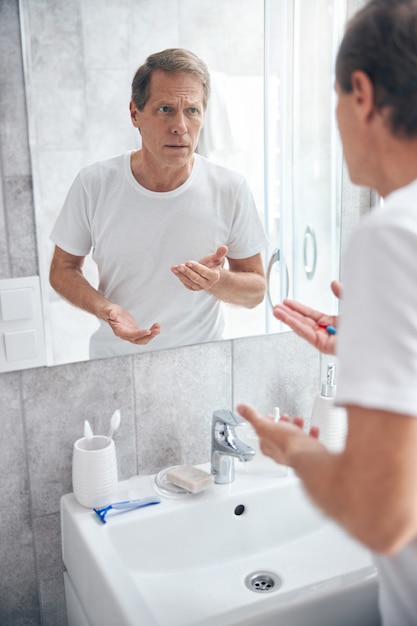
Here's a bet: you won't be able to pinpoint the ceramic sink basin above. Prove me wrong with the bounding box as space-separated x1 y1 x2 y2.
61 466 380 626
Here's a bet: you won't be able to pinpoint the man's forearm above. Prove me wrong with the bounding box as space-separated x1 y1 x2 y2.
50 265 111 321
289 446 362 543
288 410 417 555
238 403 417 556
208 268 266 308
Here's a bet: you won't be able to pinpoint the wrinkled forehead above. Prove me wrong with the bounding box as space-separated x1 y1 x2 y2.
148 69 206 106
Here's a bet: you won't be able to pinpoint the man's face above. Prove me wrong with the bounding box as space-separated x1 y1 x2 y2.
130 69 205 170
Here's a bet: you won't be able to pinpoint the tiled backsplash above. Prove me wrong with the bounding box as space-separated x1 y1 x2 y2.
0 0 370 624
1 333 320 625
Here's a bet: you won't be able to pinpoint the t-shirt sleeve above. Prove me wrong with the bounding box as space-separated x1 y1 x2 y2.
226 178 269 259
50 172 93 256
336 212 417 417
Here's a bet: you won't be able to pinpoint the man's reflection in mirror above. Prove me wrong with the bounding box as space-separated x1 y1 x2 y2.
49 48 268 358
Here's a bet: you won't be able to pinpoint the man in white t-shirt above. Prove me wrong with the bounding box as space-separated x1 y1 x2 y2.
50 48 267 358
238 1 417 624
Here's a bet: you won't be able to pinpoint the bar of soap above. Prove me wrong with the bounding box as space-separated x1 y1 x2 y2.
166 465 214 494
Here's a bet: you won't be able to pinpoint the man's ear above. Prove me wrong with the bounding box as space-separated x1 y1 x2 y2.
351 70 375 122
129 100 140 128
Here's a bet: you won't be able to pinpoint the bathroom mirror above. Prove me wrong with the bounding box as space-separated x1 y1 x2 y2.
19 0 346 367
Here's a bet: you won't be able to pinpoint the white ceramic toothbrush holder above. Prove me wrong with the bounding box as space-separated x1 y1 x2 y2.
72 435 118 508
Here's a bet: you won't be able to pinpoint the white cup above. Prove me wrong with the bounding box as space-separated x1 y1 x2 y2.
72 435 118 508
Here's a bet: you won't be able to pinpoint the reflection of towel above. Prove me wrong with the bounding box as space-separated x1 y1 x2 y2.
197 71 269 207
199 71 267 156
198 71 238 156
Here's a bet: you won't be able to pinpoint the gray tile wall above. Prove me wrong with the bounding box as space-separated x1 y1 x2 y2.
0 0 369 624
0 334 320 626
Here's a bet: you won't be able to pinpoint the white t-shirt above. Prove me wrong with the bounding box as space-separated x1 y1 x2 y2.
50 152 268 357
336 178 417 625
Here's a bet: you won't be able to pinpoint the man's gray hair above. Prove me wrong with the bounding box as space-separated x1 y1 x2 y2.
131 48 211 111
336 0 417 137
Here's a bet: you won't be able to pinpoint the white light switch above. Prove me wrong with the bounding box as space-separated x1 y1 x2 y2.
0 276 47 372
0 287 34 321
4 329 38 361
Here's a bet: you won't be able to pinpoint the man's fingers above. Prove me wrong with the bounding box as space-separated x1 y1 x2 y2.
237 404 264 428
331 280 343 300
214 245 228 262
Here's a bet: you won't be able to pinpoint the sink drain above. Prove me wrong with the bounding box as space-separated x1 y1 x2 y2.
244 571 282 593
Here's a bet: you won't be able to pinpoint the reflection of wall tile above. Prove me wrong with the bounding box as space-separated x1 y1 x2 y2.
35 150 85 313
134 341 232 473
130 0 181 66
84 68 138 162
0 0 36 282
0 0 31 177
24 0 86 150
179 0 263 75
4 175 38 277
0 170 9 279
35 73 86 152
36 150 85 231
82 0 130 69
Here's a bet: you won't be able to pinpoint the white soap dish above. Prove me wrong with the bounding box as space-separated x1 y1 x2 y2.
154 466 192 499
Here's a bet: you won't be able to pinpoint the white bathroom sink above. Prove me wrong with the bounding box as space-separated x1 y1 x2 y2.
61 467 380 626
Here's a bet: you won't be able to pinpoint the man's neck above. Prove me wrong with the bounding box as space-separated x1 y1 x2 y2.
130 150 194 192
377 126 417 196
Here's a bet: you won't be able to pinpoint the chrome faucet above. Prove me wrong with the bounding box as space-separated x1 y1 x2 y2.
211 409 255 484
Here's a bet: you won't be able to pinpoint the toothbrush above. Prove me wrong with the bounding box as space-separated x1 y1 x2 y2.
84 420 94 448
94 496 161 523
107 409 121 441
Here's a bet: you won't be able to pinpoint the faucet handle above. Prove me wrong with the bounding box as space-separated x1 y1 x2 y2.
212 409 244 427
